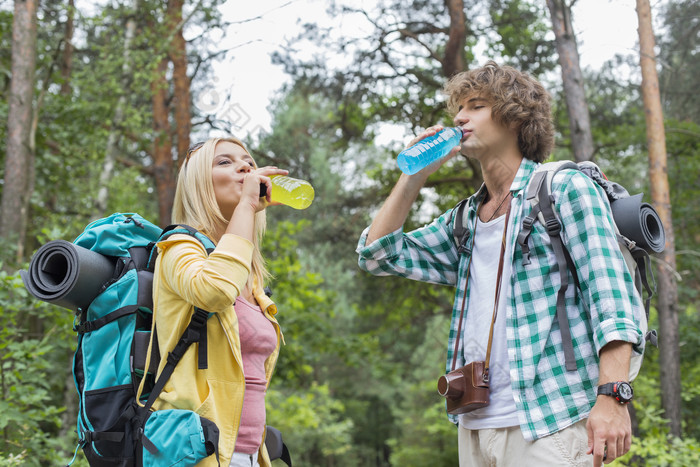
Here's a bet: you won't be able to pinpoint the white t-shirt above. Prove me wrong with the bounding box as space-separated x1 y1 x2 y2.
459 212 519 430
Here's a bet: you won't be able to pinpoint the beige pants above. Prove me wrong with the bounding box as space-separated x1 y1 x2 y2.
458 419 593 467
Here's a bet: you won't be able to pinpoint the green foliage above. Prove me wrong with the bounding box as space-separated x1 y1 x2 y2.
487 0 556 75
665 119 700 300
0 266 77 465
385 315 457 467
677 305 700 439
658 0 700 124
619 383 700 466
2 0 699 465
263 219 339 385
266 384 355 466
273 0 557 143
262 219 368 466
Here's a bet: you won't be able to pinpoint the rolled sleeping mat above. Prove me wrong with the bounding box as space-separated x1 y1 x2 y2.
610 193 666 253
21 240 116 311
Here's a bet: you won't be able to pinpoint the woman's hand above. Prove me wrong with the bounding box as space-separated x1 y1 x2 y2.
227 166 289 243
239 166 289 212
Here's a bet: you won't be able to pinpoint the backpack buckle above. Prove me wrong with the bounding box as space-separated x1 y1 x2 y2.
166 351 180 366
545 218 561 236
457 242 472 256
646 329 659 347
620 234 637 251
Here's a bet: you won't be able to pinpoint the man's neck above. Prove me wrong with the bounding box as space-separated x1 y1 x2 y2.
481 153 523 199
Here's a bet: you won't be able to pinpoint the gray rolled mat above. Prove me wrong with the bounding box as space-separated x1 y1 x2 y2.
611 193 666 253
21 240 116 311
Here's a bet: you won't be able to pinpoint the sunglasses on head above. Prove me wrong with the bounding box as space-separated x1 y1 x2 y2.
185 141 205 166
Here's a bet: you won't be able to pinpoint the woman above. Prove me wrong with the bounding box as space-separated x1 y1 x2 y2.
150 137 287 467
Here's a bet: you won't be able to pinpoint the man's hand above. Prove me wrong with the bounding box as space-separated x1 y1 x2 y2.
406 125 462 177
366 124 461 245
586 395 632 465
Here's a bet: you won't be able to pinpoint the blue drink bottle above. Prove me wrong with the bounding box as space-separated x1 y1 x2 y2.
397 127 464 175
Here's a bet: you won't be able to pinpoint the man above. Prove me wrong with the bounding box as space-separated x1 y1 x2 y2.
356 62 643 466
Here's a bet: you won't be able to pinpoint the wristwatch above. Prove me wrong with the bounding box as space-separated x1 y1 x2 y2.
597 381 634 404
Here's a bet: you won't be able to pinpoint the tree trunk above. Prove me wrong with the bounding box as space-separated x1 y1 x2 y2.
94 5 138 217
443 0 467 77
546 0 594 162
60 0 74 95
0 0 38 265
152 57 175 226
636 0 681 437
168 0 191 168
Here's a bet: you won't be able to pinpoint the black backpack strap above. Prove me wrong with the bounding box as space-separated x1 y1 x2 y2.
280 442 292 467
147 224 215 369
168 224 216 254
83 429 125 444
77 247 155 334
265 426 292 466
128 245 151 270
200 417 221 466
80 403 136 451
133 307 214 459
195 307 209 370
147 224 216 271
76 304 139 333
142 307 210 413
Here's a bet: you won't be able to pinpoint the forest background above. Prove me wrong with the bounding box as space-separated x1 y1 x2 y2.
0 0 698 466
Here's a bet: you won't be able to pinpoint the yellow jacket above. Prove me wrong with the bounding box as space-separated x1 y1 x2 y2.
146 232 281 467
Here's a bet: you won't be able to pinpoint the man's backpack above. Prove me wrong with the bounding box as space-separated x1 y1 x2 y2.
23 213 220 465
451 161 663 379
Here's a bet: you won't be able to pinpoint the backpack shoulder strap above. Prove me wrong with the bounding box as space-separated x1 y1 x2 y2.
450 198 471 254
517 161 578 265
137 307 216 462
518 161 581 371
147 224 217 371
147 224 215 271
158 224 215 252
141 307 210 414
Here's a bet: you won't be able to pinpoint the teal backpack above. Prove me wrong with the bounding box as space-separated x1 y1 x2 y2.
23 213 220 466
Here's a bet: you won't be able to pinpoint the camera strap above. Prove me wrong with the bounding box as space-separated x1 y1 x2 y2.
450 196 512 384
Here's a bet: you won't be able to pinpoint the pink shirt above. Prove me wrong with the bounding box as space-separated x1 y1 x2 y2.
233 296 277 454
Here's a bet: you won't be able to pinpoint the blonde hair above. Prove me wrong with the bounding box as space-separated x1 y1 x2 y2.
172 137 271 290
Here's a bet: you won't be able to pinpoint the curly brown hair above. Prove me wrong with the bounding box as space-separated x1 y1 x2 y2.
443 61 554 163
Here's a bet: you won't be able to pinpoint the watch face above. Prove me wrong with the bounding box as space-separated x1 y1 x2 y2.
618 382 633 401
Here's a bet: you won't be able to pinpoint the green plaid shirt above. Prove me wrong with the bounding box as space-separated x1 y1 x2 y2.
356 158 643 440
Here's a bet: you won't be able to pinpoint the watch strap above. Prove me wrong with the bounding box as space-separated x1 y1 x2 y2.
597 381 633 404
